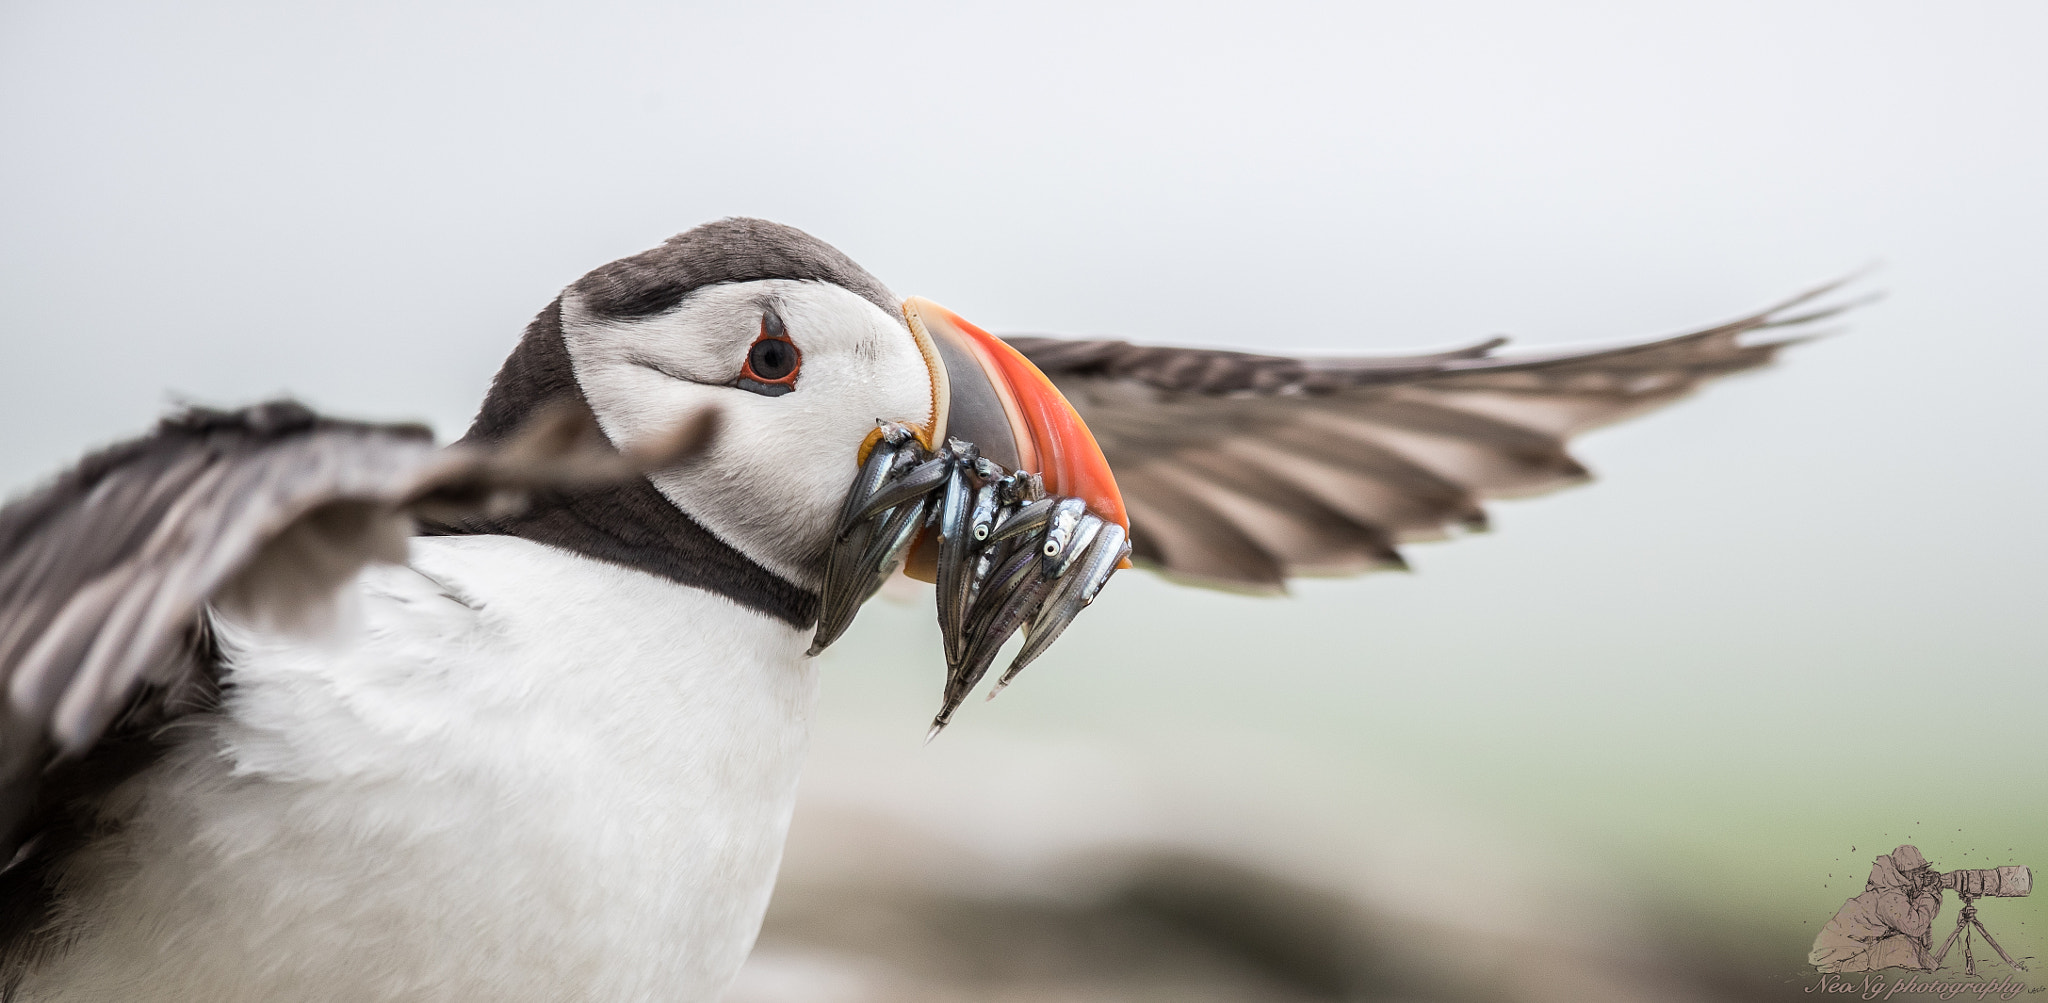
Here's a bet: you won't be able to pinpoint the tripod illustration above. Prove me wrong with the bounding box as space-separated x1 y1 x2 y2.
1932 893 2027 977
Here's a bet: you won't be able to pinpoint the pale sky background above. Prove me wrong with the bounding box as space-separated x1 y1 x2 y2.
3 0 2043 967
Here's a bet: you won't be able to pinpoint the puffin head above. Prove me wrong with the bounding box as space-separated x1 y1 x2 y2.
460 218 1123 618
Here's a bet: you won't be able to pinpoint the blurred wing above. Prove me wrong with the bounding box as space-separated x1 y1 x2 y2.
0 399 712 847
1006 282 1858 592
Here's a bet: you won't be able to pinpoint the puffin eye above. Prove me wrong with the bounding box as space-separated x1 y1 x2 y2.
748 338 797 381
735 313 801 397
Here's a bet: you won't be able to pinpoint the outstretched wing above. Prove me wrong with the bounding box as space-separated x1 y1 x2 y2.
0 400 713 856
1005 282 1859 592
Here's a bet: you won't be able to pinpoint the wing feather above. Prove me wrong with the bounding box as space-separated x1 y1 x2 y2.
1117 467 1288 592
1011 283 1858 589
1172 447 1404 571
0 399 715 859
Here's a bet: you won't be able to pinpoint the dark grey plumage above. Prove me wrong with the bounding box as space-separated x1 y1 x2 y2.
1006 281 1859 592
570 216 901 323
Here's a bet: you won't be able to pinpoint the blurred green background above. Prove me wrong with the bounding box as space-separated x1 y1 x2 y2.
3 1 2042 997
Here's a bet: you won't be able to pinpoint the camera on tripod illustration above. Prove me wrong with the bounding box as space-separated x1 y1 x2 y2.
1929 864 2031 976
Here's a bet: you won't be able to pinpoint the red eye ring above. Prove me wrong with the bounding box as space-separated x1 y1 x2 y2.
741 334 801 386
735 311 800 397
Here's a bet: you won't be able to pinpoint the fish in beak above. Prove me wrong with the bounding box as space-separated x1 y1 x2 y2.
810 298 1131 737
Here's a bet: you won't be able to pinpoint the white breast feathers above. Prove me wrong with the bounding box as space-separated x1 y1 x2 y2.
20 535 817 1003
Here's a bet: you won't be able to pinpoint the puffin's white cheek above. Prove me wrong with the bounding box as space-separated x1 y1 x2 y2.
594 374 719 449
850 328 940 438
563 279 936 590
636 358 929 590
753 359 931 540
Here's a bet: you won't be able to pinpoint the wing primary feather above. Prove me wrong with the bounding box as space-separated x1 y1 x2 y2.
1010 278 1863 590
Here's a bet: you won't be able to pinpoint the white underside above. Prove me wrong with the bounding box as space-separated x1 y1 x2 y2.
21 536 818 1003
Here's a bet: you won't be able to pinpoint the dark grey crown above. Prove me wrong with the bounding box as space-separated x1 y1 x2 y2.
570 217 900 321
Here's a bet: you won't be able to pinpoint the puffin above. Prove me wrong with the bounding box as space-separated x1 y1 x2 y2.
0 218 1850 1000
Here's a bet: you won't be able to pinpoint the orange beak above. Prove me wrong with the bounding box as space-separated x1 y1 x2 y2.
895 296 1128 580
